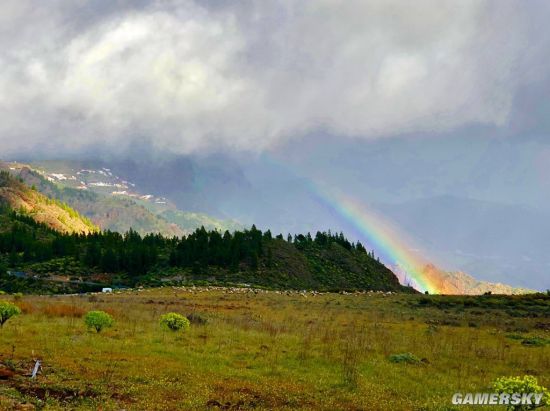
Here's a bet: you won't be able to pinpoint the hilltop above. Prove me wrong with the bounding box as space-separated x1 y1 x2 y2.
0 171 97 235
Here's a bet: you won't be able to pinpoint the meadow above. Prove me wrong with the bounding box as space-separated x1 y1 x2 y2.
0 288 548 410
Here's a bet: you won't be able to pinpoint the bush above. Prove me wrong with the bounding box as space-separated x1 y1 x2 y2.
388 353 421 364
521 337 548 347
492 375 548 410
84 310 114 333
0 301 21 328
160 313 190 332
506 334 525 340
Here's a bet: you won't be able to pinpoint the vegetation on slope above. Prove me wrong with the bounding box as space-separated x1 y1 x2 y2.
0 199 411 293
8 161 241 236
0 171 97 235
159 208 242 233
6 166 186 237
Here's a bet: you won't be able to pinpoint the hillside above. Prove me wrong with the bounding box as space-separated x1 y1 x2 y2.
0 169 530 295
0 171 97 235
1 161 239 236
0 194 412 293
157 234 409 292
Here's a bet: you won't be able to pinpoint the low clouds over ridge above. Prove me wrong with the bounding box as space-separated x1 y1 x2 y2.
0 0 546 156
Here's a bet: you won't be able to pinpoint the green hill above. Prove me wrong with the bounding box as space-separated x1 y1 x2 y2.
0 182 411 293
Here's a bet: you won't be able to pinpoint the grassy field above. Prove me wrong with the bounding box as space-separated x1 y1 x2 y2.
0 288 548 410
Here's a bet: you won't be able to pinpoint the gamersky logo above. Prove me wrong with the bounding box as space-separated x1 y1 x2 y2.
452 392 544 406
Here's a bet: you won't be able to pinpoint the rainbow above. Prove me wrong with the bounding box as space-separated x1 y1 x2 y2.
263 155 441 293
309 188 439 294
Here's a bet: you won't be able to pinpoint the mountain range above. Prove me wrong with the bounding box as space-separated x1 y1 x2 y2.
0 160 241 237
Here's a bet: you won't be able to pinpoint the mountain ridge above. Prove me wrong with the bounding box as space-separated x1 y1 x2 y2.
0 161 241 237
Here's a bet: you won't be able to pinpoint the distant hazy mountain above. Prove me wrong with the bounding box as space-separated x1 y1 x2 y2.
271 134 550 291
378 195 550 290
394 263 533 295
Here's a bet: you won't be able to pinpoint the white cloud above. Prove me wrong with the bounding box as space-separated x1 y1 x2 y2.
0 0 543 156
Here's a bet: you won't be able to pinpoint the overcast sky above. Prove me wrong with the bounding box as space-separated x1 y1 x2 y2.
1 0 549 157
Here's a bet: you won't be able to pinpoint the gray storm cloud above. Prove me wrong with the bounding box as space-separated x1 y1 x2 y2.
0 0 545 156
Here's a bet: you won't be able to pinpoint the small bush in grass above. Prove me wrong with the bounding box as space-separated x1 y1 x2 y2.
492 375 548 410
506 334 525 340
160 313 190 332
0 301 21 328
388 353 421 364
84 310 114 333
521 337 548 347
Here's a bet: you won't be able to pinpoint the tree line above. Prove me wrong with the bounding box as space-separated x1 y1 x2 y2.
0 205 377 278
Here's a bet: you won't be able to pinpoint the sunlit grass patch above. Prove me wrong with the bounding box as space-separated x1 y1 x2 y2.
0 289 547 409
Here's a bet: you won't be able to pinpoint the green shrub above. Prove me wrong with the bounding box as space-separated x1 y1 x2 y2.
492 375 548 410
388 352 421 364
160 313 190 332
507 334 549 346
521 337 548 347
506 334 525 340
84 310 114 333
0 301 21 328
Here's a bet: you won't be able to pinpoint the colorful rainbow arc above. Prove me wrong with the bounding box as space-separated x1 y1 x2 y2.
312 189 438 294
263 155 440 294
